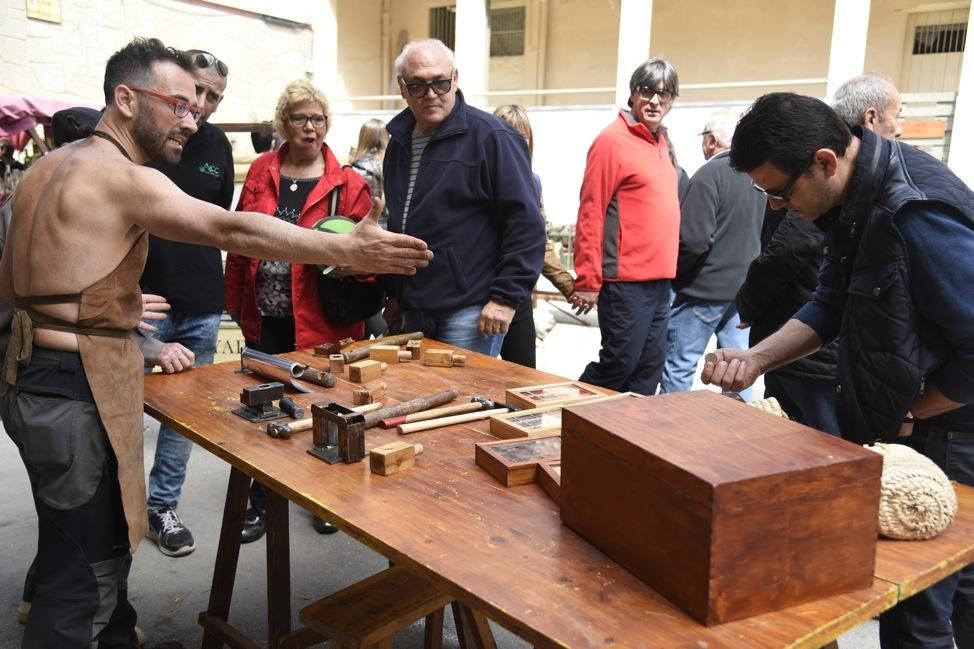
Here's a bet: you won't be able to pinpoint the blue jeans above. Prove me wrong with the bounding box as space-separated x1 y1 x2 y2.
404 304 504 357
660 296 751 400
579 280 670 395
146 311 221 510
880 427 974 648
763 371 841 437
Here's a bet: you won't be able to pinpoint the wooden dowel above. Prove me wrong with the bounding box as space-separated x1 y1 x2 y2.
397 408 509 435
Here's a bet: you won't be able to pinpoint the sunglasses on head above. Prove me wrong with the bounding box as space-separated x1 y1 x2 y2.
188 51 228 77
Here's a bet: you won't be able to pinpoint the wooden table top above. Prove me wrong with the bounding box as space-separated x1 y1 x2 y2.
143 342 973 649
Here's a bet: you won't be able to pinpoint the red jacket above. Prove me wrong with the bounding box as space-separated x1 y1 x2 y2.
225 144 373 349
573 110 681 292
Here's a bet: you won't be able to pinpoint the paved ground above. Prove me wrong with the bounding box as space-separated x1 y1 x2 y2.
0 310 880 648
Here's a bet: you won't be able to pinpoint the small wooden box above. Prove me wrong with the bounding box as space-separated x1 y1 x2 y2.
560 391 882 626
474 434 561 487
505 381 608 410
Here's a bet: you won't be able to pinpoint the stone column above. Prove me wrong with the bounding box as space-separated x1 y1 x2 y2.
825 0 872 100
947 6 974 186
614 0 653 108
310 0 341 107
455 0 490 106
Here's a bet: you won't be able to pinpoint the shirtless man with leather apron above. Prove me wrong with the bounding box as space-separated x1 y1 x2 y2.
0 38 431 649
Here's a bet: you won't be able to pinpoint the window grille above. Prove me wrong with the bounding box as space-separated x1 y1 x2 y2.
913 23 967 55
429 6 456 51
491 7 526 57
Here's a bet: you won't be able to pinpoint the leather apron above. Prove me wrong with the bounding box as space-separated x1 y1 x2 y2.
4 234 149 551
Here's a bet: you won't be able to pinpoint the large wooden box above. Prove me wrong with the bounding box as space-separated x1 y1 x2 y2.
560 391 882 626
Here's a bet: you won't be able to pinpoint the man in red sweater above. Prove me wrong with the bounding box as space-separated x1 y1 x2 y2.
573 58 682 394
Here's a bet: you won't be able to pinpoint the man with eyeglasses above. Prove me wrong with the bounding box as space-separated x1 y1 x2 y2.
382 39 544 357
704 92 974 649
139 48 232 559
0 37 431 649
659 108 763 398
572 58 682 396
734 75 905 438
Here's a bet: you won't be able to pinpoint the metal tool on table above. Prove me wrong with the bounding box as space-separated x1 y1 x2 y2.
279 396 304 419
239 347 336 392
309 389 459 464
266 402 382 439
233 382 286 422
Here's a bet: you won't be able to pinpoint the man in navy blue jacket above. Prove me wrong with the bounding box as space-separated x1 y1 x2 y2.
382 39 545 356
704 92 974 649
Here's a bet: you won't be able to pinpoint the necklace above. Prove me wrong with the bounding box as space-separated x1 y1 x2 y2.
281 174 321 192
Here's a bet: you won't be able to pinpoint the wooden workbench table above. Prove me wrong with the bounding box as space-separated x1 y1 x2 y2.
143 341 974 648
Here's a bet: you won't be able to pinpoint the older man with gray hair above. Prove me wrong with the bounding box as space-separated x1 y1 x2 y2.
832 72 903 139
659 108 764 395
573 58 682 395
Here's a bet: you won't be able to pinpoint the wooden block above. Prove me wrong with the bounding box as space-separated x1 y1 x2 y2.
370 344 403 364
452 354 466 367
352 381 387 406
900 118 947 140
505 381 608 410
422 349 455 367
398 350 412 361
328 354 344 374
370 441 424 476
406 339 422 360
559 391 883 626
348 360 384 383
474 434 561 487
313 337 355 356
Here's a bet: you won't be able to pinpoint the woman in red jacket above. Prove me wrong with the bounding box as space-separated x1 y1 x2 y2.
225 79 372 540
226 79 373 352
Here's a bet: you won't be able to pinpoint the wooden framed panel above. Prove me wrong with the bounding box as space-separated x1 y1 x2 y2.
505 381 608 410
536 460 561 505
474 434 561 486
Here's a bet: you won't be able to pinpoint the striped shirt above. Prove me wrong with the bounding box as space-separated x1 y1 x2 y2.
401 134 431 233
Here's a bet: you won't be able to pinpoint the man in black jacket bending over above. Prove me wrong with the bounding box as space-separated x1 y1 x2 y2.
706 92 974 649
735 73 902 437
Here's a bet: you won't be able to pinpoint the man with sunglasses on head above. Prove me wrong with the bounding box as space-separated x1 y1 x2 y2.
704 92 974 649
571 58 682 396
0 37 430 649
139 47 232 559
382 39 544 357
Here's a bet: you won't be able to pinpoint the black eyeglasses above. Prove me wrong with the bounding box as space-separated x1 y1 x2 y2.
189 51 228 78
752 158 814 202
288 114 328 128
400 74 454 99
129 86 202 121
636 86 675 103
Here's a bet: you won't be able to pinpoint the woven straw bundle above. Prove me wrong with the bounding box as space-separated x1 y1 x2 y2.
748 396 789 419
867 443 957 540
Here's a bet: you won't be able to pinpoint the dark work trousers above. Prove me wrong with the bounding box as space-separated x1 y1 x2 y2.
579 279 671 395
247 315 296 514
1 348 138 649
500 300 536 369
880 424 974 649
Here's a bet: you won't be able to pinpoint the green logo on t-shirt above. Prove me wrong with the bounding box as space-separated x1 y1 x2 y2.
199 162 221 178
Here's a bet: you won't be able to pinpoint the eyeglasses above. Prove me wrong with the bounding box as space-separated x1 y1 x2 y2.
189 51 228 78
129 86 202 121
698 130 712 136
288 114 328 128
636 86 675 103
752 158 814 202
400 74 454 99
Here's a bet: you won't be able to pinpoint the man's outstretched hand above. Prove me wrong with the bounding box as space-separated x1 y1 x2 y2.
343 200 433 275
